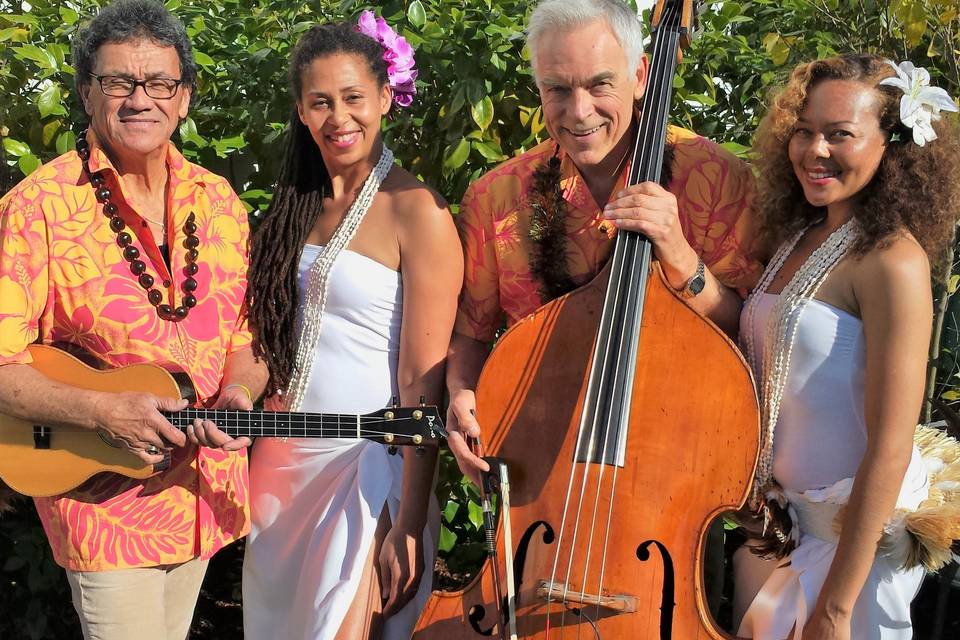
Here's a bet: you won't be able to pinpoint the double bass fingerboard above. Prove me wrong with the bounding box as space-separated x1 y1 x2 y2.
575 2 684 467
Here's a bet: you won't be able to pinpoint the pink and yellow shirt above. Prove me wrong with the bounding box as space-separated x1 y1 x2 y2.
455 126 763 342
0 144 252 571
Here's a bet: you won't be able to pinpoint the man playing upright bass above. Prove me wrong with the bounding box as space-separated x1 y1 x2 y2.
446 0 761 481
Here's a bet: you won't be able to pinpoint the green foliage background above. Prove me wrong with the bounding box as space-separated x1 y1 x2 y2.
1 0 959 638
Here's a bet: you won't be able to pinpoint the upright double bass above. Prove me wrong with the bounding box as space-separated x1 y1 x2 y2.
414 1 759 638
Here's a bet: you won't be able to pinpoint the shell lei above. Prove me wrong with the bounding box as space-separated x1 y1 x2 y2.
283 147 395 412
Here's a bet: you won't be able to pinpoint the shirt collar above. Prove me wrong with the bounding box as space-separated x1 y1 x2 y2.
86 142 205 189
557 144 631 214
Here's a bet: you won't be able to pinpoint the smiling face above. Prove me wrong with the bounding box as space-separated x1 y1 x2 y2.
296 52 392 172
80 39 190 167
788 79 888 218
533 19 647 176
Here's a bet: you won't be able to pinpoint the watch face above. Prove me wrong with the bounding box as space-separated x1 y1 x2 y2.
689 276 706 296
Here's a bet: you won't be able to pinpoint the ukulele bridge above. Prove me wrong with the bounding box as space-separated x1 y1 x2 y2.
535 579 637 612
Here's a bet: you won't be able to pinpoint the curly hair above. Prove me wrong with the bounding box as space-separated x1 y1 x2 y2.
752 53 960 266
246 22 389 397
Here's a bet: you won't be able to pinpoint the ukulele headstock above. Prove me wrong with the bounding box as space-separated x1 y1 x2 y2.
364 405 447 446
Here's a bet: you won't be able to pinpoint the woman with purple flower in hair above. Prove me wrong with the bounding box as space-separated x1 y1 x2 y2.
242 11 462 639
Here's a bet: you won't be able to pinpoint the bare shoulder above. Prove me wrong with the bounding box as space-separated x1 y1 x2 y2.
383 166 454 234
853 232 931 306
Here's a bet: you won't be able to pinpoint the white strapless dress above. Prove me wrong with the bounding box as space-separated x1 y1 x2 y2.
243 246 438 640
734 293 927 639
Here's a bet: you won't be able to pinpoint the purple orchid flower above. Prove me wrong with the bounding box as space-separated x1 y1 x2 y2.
356 10 417 108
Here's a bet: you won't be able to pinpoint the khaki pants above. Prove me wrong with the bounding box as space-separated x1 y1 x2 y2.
66 557 209 640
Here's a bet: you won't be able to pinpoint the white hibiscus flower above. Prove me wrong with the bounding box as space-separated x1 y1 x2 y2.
879 60 958 146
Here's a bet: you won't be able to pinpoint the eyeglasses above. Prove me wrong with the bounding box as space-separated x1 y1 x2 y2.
89 74 184 99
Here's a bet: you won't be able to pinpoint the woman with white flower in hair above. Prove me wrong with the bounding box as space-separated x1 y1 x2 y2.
242 11 461 640
733 53 960 639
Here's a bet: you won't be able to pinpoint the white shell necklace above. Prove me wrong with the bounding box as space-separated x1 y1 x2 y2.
741 216 859 507
284 146 395 411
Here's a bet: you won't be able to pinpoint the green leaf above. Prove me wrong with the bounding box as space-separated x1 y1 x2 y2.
1 14 39 28
3 138 31 157
949 274 960 295
762 33 790 66
18 154 40 176
14 44 58 71
471 96 494 131
178 117 207 148
720 141 751 159
407 1 427 29
467 500 484 531
42 120 61 146
59 7 80 26
443 138 470 170
0 27 29 43
438 525 458 553
443 500 460 523
37 84 64 119
55 130 76 155
194 51 216 69
473 140 505 161
212 134 247 157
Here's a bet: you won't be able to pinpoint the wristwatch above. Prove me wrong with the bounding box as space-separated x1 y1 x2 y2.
676 257 706 299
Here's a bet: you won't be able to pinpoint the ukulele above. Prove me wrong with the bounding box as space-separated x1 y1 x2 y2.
0 344 446 497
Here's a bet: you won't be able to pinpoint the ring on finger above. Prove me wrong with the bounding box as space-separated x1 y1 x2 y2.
145 445 160 455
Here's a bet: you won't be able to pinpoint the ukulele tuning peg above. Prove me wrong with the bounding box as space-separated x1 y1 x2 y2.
387 445 399 456
390 396 399 408
418 395 426 407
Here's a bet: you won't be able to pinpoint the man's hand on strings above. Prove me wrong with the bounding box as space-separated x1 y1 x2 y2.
93 391 188 465
185 383 253 451
603 181 700 290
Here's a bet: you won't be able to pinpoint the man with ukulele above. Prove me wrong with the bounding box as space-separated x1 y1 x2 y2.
0 1 265 638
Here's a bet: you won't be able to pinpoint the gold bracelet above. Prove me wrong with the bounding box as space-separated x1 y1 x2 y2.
223 383 253 403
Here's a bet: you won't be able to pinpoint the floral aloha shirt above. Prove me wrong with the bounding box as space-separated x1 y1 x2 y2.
455 126 763 342
0 144 252 571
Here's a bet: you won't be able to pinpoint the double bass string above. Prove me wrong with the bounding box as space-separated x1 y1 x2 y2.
549 4 682 636
583 9 679 630
593 14 680 629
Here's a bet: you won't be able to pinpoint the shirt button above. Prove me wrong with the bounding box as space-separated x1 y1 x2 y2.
163 280 171 287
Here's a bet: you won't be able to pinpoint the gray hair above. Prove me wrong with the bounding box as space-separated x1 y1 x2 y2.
73 0 197 93
527 0 645 76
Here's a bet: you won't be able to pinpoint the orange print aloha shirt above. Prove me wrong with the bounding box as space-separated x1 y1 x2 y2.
0 144 252 571
455 126 763 342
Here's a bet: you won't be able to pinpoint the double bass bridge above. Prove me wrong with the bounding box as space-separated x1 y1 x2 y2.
535 579 638 613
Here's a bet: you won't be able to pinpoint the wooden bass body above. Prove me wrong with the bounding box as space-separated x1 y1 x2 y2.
414 265 759 639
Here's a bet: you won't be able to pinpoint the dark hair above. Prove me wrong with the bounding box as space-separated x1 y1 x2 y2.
246 22 389 397
753 53 960 266
72 0 197 92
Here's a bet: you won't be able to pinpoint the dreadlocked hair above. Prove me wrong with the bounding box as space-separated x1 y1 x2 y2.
246 22 389 397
